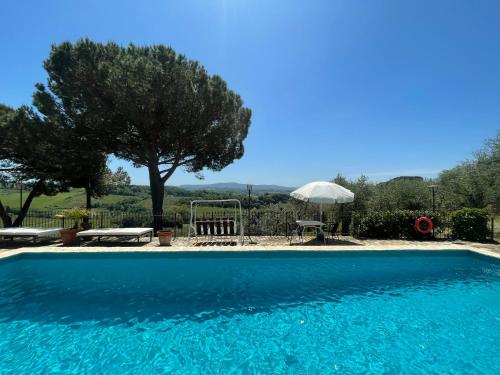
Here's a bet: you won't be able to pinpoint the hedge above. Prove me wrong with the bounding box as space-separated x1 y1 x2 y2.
450 208 489 242
352 210 440 239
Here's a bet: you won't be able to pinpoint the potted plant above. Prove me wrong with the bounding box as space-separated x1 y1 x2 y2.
157 228 174 246
56 208 90 245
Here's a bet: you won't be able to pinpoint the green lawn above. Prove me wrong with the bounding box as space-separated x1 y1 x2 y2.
0 189 87 210
0 188 149 211
1 188 241 213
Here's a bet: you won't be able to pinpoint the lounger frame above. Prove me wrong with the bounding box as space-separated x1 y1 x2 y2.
76 228 154 245
0 228 62 244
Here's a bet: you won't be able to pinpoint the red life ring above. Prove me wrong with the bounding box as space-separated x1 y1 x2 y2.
415 217 433 234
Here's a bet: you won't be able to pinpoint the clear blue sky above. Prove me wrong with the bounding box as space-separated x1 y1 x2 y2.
1 0 499 187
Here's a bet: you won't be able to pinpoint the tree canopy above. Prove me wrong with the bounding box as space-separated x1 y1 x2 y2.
40 39 252 230
437 131 500 214
329 131 500 219
32 83 109 208
0 104 67 226
0 96 113 226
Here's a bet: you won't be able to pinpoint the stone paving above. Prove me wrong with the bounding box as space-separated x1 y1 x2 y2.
0 235 499 259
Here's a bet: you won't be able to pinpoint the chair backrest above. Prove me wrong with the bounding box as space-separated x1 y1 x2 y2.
220 219 227 235
196 221 203 235
207 221 215 235
196 219 238 237
215 220 223 235
228 220 235 235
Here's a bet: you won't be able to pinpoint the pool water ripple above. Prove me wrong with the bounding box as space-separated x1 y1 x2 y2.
0 251 498 374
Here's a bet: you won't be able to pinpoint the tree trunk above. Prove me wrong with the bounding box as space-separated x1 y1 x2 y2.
85 188 92 210
0 201 13 227
148 166 165 233
12 180 44 227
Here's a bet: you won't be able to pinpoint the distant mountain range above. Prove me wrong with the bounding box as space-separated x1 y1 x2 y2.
178 182 294 193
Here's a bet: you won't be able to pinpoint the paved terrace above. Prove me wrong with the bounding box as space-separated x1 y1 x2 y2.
1 235 499 260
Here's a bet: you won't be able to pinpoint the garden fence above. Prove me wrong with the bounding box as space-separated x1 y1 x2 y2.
493 216 500 242
2 208 492 241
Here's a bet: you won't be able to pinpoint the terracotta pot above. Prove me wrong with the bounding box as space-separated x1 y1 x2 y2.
157 230 173 246
60 228 80 246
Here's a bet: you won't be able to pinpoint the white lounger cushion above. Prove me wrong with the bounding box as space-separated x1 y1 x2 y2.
0 228 62 237
76 228 153 237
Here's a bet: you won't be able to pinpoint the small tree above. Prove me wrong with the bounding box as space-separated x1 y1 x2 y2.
0 100 110 226
437 131 500 213
369 176 432 212
42 40 252 231
104 167 131 188
475 132 500 214
332 174 373 234
0 105 67 226
33 83 109 209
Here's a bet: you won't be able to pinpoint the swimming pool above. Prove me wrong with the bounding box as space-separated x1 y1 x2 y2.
0 250 498 373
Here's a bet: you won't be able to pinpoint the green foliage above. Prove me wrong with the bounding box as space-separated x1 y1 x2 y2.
103 167 131 189
110 215 152 229
42 39 252 230
331 131 499 239
369 176 432 212
332 174 433 235
333 174 374 234
0 185 290 214
0 104 71 226
437 131 500 214
449 208 489 242
56 207 90 229
32 81 110 207
352 210 439 239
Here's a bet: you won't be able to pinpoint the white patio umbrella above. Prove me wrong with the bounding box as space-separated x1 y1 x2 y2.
290 181 355 217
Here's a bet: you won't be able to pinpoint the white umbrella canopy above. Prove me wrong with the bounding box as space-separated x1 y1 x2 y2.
290 181 354 218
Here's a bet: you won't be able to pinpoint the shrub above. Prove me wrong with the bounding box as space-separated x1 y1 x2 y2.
115 216 151 228
352 210 439 239
450 208 489 242
55 208 90 229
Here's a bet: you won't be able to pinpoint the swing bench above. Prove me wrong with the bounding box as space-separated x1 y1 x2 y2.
188 199 244 245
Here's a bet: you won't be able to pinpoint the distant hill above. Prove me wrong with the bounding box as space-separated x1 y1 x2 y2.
381 176 425 185
178 182 294 193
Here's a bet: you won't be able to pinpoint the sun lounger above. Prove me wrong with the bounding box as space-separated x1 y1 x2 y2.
0 227 62 243
76 228 153 244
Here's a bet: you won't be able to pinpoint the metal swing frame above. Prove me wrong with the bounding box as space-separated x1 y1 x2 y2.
188 199 244 244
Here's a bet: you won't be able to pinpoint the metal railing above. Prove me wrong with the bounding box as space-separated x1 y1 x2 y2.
493 217 500 242
0 209 497 241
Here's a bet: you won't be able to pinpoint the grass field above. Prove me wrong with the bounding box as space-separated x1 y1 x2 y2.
0 188 152 211
0 187 181 212
0 187 266 214
1 189 85 210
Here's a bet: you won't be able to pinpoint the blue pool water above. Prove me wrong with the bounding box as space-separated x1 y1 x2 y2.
0 250 499 374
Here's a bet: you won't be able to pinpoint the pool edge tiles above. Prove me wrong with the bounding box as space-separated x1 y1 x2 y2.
0 249 499 265
0 244 499 262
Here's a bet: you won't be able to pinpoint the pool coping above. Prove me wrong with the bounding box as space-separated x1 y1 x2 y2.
0 243 499 260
